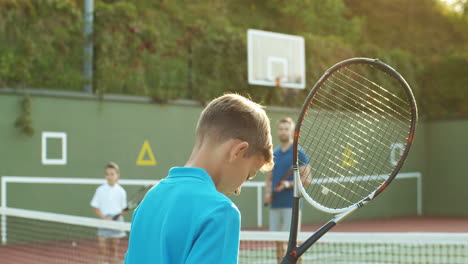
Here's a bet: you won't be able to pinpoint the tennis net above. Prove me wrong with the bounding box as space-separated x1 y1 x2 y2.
240 231 468 264
1 207 467 263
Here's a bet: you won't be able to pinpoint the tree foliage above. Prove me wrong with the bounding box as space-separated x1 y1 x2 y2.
0 0 83 89
0 0 466 118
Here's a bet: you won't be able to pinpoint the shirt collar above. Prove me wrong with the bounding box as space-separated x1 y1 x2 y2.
167 167 215 186
104 182 118 189
279 145 292 154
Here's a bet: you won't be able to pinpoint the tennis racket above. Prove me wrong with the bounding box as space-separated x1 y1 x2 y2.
281 58 418 263
111 185 153 220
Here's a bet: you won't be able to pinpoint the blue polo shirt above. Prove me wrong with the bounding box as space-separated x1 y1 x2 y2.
124 167 241 264
271 145 309 208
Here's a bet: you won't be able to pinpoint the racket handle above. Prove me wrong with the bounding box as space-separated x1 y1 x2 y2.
111 213 121 221
111 206 130 220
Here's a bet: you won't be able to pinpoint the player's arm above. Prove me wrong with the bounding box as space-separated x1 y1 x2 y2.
298 149 312 187
277 149 311 191
264 170 273 205
276 165 309 191
299 164 312 187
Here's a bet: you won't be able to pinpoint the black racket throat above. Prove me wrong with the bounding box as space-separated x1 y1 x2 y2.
282 213 337 264
282 223 336 264
282 196 365 262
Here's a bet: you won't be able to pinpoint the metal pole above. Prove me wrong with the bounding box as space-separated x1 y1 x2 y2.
83 0 94 93
187 43 193 99
417 173 423 216
257 186 262 227
1 177 7 244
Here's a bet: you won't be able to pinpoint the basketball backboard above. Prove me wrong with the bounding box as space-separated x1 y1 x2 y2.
247 29 305 89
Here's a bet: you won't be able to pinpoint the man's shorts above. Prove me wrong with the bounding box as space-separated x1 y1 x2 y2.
269 208 292 231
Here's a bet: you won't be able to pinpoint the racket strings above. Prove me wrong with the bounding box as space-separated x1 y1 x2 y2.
300 117 386 193
300 111 397 184
301 119 393 208
324 76 411 133
299 124 382 206
303 96 403 176
300 110 393 206
311 108 404 207
342 67 411 108
302 107 403 156
320 67 412 142
298 63 413 209
318 81 410 142
332 70 412 123
339 68 409 108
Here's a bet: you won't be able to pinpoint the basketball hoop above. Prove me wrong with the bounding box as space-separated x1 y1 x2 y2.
247 29 305 89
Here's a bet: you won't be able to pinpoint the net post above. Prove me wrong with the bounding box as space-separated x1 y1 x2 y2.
1 177 7 245
257 185 262 227
417 172 423 216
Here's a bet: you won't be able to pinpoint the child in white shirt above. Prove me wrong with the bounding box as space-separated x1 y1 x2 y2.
91 162 127 264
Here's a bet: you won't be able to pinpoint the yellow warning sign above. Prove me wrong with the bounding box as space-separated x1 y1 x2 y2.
136 140 157 166
342 144 356 167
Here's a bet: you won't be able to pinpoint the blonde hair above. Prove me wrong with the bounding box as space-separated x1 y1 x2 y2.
196 94 273 169
105 162 120 174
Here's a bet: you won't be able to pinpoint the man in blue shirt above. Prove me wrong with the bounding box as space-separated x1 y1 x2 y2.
125 94 274 264
264 117 310 264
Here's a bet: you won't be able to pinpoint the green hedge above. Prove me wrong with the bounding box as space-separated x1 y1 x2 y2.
0 0 466 118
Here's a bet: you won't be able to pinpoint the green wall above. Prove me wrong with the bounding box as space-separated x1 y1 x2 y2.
1 93 200 217
424 120 468 216
0 92 458 228
0 94 200 179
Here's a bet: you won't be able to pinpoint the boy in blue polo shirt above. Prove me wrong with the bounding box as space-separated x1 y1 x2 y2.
124 94 274 264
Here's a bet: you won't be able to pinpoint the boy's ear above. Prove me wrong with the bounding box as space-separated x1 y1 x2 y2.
228 140 249 162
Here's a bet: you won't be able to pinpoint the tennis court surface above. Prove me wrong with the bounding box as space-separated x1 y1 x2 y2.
1 207 467 263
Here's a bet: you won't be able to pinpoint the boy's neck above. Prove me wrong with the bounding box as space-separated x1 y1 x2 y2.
185 141 224 183
185 138 242 195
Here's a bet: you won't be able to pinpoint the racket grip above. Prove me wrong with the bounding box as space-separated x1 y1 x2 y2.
111 206 130 220
111 214 121 221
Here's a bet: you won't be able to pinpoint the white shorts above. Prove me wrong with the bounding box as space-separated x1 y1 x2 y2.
98 215 126 239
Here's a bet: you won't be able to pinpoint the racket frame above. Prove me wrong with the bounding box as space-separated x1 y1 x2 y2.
281 58 418 263
111 184 153 220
